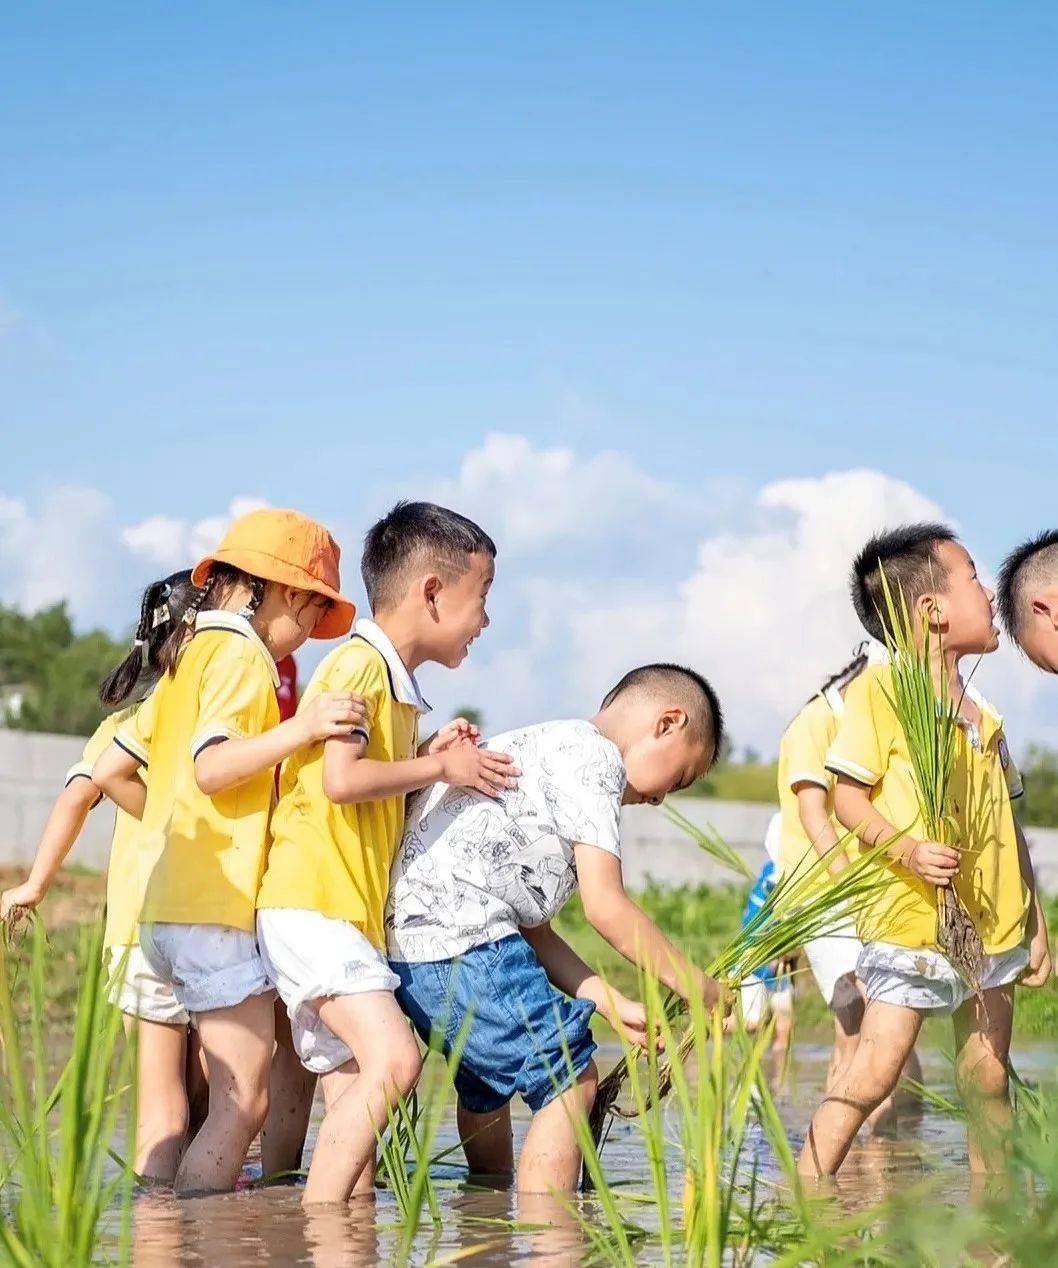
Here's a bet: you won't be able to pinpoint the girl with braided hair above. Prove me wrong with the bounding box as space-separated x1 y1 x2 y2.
776 644 921 1129
0 568 209 1181
92 508 366 1195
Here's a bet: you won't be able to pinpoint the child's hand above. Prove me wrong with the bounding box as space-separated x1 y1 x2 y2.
1020 928 1052 989
900 841 961 887
438 745 519 798
702 973 732 1016
423 718 481 756
299 692 369 743
1 880 44 923
597 992 658 1052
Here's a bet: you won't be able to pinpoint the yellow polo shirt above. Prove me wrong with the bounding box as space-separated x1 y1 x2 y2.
776 688 852 897
257 618 428 948
66 702 144 948
115 611 280 933
825 664 1029 954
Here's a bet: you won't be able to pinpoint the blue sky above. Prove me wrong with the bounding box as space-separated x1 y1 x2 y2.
2 4 1057 749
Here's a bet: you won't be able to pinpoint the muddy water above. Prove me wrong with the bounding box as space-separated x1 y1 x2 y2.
113 1041 1057 1266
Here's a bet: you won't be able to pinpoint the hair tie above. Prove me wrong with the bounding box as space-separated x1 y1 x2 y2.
132 637 146 648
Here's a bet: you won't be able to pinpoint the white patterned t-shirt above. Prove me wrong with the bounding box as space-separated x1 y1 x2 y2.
385 719 627 962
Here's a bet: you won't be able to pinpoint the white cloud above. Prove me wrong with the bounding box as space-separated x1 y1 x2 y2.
2 445 1057 759
120 496 269 572
0 490 270 635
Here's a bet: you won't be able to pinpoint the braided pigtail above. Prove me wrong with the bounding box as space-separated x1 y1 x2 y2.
100 569 200 705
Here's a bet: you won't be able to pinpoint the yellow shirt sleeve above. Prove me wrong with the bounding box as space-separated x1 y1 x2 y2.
114 692 156 766
319 644 387 743
825 668 897 787
782 699 833 791
191 645 276 758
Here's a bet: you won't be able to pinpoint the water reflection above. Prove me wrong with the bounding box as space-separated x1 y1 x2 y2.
123 1041 1050 1266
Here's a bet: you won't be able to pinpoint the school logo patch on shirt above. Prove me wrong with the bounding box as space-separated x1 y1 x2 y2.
998 737 1011 770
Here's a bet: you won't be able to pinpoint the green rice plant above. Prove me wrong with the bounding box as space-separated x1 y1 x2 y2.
663 805 754 882
0 916 136 1266
590 832 893 1147
376 1010 473 1263
875 564 984 991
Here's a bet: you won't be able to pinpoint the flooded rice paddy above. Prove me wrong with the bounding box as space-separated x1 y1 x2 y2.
113 1040 1058 1266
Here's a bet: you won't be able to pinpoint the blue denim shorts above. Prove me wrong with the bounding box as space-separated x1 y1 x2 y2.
391 934 597 1114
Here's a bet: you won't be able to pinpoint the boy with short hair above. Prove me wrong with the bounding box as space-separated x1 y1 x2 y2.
256 501 518 1205
997 528 1058 672
386 663 725 1195
798 524 1051 1178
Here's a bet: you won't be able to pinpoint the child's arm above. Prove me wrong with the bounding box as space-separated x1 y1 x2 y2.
574 844 724 1009
794 783 848 878
322 734 518 804
832 774 961 886
520 921 652 1048
0 778 103 921
1015 818 1051 987
194 692 368 796
91 745 148 818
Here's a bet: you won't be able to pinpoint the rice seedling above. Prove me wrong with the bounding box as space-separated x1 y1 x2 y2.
875 565 983 992
376 1008 474 1262
0 916 136 1266
663 805 754 882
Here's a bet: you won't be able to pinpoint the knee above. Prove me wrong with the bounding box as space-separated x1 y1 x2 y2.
956 1053 1009 1103
380 1041 422 1099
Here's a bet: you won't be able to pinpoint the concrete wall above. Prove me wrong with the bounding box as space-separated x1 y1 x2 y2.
4 728 1058 893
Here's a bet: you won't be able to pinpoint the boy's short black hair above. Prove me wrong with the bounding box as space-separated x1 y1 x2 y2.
361 501 496 611
997 529 1058 640
851 522 958 643
600 663 724 754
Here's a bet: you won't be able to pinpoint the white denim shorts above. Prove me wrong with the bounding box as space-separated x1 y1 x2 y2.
803 917 864 1010
139 922 273 1015
257 908 401 1074
106 944 190 1026
857 941 1029 1017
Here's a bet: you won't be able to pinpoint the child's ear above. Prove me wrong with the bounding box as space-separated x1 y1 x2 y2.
657 707 689 737
422 572 443 619
1032 592 1058 630
915 590 943 626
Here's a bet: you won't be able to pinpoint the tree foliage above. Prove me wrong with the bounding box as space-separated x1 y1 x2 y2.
0 602 127 736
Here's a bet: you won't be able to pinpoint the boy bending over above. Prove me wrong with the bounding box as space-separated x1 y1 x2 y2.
386 663 724 1194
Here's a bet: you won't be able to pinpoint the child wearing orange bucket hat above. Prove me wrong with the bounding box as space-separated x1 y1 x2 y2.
93 506 366 1195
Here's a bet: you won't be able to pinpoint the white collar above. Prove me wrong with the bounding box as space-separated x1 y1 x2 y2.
822 684 846 717
962 680 1003 728
195 610 281 688
352 618 431 714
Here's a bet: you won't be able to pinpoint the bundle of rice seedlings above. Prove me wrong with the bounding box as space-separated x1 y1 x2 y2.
876 566 984 994
587 834 891 1164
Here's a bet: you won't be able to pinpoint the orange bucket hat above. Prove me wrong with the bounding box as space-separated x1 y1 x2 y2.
191 507 356 640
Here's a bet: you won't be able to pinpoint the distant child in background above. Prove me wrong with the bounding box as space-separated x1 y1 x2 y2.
0 570 209 1182
255 501 515 1206
997 529 1058 675
735 813 793 1051
94 508 363 1195
386 663 725 1197
777 647 921 1127
799 524 1050 1179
